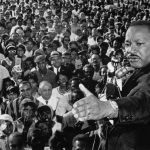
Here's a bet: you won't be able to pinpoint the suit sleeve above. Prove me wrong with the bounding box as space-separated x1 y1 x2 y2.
115 81 150 125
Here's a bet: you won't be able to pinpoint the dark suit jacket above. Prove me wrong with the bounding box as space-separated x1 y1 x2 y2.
107 64 150 150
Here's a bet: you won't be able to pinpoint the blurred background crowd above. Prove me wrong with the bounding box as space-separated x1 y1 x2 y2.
0 0 149 149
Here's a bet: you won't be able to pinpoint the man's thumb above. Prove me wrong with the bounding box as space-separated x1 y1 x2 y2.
79 84 93 97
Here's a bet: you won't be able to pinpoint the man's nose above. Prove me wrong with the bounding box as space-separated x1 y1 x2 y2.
126 44 136 54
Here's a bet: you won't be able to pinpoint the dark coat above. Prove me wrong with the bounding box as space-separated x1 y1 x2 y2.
107 64 150 150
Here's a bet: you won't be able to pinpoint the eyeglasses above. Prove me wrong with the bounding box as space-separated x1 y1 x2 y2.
8 50 16 53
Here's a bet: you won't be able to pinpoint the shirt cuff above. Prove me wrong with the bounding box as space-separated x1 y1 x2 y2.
108 100 119 118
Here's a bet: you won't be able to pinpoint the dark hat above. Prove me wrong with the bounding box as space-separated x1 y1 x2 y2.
34 55 46 63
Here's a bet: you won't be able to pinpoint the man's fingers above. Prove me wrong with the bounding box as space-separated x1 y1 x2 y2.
73 98 85 108
79 84 93 97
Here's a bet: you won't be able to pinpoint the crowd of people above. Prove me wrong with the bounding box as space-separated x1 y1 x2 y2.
0 0 150 150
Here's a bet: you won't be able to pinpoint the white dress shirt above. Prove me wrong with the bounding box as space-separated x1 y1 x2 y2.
36 96 59 111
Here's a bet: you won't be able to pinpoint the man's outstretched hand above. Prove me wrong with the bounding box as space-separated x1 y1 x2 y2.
72 84 118 121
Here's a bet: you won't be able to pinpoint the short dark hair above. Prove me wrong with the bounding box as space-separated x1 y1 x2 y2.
23 73 38 84
17 44 26 53
129 21 150 30
19 81 31 88
8 132 24 147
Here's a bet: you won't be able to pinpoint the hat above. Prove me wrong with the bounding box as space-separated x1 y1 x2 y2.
0 114 13 123
6 45 16 51
0 114 15 132
34 49 45 57
34 55 46 63
50 51 61 58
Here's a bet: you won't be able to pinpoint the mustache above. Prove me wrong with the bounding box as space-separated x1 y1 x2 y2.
126 53 139 59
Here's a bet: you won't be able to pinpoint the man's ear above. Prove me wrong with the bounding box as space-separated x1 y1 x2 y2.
38 88 41 96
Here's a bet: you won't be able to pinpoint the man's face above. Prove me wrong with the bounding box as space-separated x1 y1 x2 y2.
41 85 52 100
91 54 100 67
34 20 40 29
28 79 38 90
47 20 53 28
125 26 150 68
11 33 19 42
63 37 70 45
37 60 46 70
19 83 32 99
58 74 68 87
51 55 62 68
17 47 24 57
84 67 94 79
22 105 35 119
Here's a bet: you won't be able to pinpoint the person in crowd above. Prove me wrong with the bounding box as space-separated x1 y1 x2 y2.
61 51 75 75
28 105 54 149
82 64 97 95
15 44 26 66
5 85 20 119
57 36 70 54
8 132 25 150
49 51 62 75
1 45 17 72
11 65 23 86
33 55 57 88
90 54 102 81
1 77 15 100
52 70 71 101
12 81 33 120
23 72 39 99
0 114 15 150
37 81 59 111
24 38 35 58
22 56 36 76
100 42 110 65
15 98 37 145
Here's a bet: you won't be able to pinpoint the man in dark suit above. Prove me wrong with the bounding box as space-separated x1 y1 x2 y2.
72 20 150 150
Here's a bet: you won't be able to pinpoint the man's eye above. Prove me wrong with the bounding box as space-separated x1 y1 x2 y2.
136 42 144 46
125 43 130 47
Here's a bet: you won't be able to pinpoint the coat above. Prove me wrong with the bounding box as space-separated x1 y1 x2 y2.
107 64 150 150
